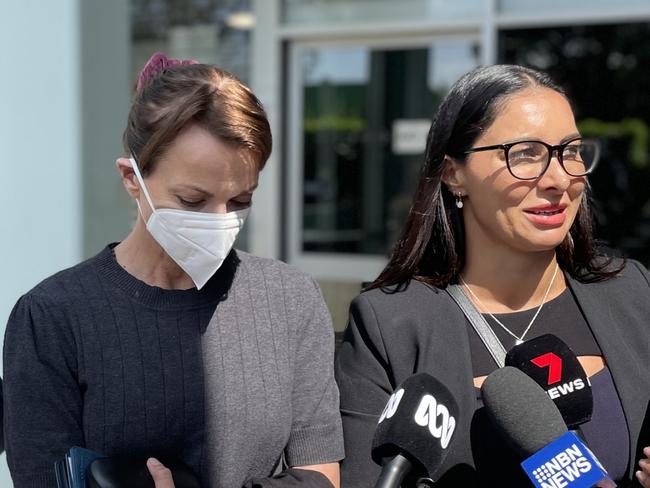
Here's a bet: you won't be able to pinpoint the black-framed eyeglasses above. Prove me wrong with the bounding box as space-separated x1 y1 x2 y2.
464 137 600 181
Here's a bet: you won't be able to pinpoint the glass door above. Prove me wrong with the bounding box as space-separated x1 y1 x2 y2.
288 37 481 280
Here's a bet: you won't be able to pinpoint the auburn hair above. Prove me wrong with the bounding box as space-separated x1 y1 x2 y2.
123 53 271 175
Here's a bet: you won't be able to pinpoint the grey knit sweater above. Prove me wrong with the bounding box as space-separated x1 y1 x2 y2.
200 249 344 486
3 245 344 487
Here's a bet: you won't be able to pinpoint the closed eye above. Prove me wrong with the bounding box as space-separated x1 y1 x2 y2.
178 197 205 209
229 198 252 210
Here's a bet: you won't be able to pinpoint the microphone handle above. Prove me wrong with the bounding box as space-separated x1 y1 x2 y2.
374 454 413 488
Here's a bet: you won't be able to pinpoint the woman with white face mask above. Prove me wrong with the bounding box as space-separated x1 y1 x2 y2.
3 53 343 488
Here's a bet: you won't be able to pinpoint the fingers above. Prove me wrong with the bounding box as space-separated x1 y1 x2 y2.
594 479 617 488
147 457 176 488
636 447 650 487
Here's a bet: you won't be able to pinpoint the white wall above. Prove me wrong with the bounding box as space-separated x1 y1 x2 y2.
0 1 82 484
0 2 83 354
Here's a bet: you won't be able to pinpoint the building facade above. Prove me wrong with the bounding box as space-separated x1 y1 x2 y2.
1 0 649 483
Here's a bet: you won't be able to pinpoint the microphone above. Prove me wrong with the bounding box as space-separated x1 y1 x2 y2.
481 366 614 487
505 334 593 428
371 373 458 488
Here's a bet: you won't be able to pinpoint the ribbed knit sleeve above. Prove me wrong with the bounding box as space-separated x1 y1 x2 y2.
4 293 83 488
284 277 344 467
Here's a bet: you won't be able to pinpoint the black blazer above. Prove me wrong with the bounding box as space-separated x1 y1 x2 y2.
335 259 650 487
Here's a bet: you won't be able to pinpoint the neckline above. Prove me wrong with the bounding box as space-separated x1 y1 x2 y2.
485 287 570 318
93 243 238 310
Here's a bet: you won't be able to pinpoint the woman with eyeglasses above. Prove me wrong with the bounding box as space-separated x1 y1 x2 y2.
335 65 650 487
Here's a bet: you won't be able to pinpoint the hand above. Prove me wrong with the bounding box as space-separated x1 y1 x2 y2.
594 478 617 487
147 458 176 488
636 446 650 487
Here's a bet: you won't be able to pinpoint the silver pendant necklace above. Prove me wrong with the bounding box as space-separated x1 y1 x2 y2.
460 263 559 345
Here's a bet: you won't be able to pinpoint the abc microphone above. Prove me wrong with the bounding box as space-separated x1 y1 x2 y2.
371 373 458 488
481 367 615 488
506 334 593 428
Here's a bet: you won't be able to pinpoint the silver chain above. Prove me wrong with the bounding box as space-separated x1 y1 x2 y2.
459 263 559 345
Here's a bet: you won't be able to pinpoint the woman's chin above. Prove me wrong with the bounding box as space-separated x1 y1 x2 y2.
518 235 568 253
515 222 573 251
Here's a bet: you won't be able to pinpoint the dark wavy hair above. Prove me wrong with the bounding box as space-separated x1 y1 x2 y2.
368 64 623 291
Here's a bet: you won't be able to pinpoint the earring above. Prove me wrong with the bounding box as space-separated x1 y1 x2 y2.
455 192 464 209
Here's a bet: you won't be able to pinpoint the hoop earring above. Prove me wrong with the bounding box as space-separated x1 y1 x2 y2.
455 192 464 209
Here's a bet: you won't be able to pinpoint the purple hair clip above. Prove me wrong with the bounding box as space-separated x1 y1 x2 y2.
136 52 199 92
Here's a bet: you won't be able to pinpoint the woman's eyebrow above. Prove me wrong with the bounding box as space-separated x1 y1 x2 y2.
500 133 583 145
560 132 582 144
171 184 213 196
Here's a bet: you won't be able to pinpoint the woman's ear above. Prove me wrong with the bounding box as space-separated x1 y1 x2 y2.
441 155 465 194
115 157 140 199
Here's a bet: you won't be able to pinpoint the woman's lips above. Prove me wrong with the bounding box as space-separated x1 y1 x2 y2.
523 205 567 226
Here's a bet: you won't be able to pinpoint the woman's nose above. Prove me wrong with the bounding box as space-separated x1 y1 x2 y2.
538 153 571 191
207 203 229 214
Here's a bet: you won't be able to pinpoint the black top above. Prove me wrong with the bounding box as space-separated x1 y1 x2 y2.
467 289 602 377
3 245 232 487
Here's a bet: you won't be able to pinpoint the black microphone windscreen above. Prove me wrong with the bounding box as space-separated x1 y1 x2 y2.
481 366 567 458
371 373 458 480
505 333 593 427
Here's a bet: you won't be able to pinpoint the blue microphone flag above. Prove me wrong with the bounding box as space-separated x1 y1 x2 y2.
521 431 612 488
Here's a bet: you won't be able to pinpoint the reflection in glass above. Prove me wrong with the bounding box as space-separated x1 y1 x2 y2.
465 138 600 180
283 0 482 24
131 0 253 83
301 41 480 254
499 0 649 14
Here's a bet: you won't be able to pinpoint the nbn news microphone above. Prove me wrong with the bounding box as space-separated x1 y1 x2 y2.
371 373 459 488
506 333 593 428
481 367 615 488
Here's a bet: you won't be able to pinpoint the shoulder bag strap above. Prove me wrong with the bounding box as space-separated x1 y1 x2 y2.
446 284 507 367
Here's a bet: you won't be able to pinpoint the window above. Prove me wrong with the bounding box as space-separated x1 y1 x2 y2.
282 0 482 24
297 41 480 256
132 0 253 83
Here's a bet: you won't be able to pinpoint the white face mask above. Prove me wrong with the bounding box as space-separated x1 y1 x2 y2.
130 158 249 290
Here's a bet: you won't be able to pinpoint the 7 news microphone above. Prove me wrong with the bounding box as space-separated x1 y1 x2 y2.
506 333 593 429
371 373 459 488
481 366 615 488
